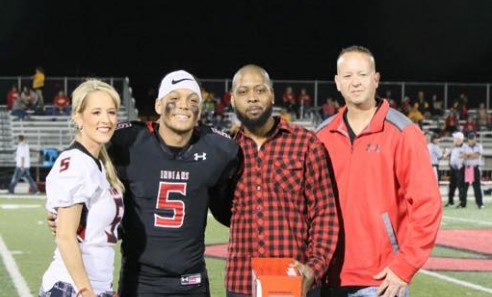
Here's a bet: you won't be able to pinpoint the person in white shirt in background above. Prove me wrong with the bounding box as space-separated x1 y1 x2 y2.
8 134 39 194
446 132 465 207
426 132 449 180
459 132 485 209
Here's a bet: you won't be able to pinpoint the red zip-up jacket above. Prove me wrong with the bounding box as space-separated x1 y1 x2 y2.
316 99 442 286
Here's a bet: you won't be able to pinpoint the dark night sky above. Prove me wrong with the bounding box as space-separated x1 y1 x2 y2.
1 0 492 114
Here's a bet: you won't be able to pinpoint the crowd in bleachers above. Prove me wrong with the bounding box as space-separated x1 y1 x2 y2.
5 66 72 121
198 88 235 132
8 73 490 140
386 90 492 138
6 85 72 120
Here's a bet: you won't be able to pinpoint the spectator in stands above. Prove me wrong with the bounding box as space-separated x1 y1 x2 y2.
20 86 38 111
279 107 292 122
282 86 296 114
8 135 39 194
456 94 469 120
321 97 338 120
32 66 45 110
445 107 460 134
459 132 485 209
211 112 231 132
399 96 411 116
11 89 31 120
201 92 216 125
387 97 397 109
431 94 444 117
477 102 489 131
297 87 312 118
459 104 469 121
11 98 28 120
388 99 397 109
214 96 228 116
407 103 424 126
462 115 477 137
458 93 469 106
446 132 465 207
384 90 396 107
6 85 19 111
200 85 211 102
416 90 430 118
52 90 71 115
222 90 232 108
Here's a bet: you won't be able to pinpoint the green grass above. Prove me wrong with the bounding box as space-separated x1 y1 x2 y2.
0 196 491 296
432 245 488 259
411 273 492 297
0 258 17 295
440 205 492 229
440 272 492 290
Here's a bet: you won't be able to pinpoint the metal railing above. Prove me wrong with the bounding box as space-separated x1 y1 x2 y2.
0 76 139 121
200 79 492 110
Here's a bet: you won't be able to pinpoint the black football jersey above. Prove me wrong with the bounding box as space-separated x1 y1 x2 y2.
108 121 240 278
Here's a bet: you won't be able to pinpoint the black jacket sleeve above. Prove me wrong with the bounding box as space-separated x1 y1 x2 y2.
208 148 243 227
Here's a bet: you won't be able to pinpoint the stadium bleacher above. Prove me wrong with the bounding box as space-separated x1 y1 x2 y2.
1 108 131 167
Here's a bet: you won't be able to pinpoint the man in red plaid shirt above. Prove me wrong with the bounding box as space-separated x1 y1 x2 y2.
225 65 339 297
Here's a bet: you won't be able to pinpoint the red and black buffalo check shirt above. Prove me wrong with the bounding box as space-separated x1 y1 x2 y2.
226 117 339 295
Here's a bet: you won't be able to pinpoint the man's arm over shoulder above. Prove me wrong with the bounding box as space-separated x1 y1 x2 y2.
108 121 148 168
392 124 442 282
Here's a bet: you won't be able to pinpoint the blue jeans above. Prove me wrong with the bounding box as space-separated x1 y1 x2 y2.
321 286 409 297
8 167 38 193
39 281 76 297
39 281 116 297
11 109 27 120
227 288 320 297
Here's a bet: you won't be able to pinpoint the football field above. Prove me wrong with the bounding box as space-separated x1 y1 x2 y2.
0 194 491 297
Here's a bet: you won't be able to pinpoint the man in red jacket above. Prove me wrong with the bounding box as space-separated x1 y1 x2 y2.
316 46 442 297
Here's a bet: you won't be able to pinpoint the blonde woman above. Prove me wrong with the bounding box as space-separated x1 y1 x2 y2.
40 79 124 297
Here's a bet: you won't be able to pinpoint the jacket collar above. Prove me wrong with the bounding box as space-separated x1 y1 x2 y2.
329 99 389 136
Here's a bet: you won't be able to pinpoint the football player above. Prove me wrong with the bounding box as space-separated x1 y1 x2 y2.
109 70 240 297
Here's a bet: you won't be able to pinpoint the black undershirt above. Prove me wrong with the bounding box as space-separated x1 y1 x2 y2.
343 111 357 144
155 129 190 157
342 99 383 144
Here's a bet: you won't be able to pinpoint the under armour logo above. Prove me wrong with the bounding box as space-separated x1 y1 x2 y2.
194 153 207 161
366 144 381 153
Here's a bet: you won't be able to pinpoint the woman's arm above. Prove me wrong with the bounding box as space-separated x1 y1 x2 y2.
55 204 96 297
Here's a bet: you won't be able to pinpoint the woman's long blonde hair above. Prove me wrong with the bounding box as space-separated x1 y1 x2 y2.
71 79 124 194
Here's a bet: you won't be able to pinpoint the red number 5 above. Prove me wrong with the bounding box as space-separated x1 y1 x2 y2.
60 157 71 172
154 182 186 228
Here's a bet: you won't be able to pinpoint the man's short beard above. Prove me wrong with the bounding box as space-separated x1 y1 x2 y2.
235 104 273 131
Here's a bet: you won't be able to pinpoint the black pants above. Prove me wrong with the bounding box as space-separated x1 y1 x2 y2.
119 272 210 297
448 167 463 205
460 166 484 207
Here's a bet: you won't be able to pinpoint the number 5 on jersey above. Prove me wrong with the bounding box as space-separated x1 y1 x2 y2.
154 182 186 228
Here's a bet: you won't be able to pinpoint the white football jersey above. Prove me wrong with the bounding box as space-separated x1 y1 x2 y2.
41 144 124 294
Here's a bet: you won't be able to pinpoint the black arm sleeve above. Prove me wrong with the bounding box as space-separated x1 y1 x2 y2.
208 148 243 227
